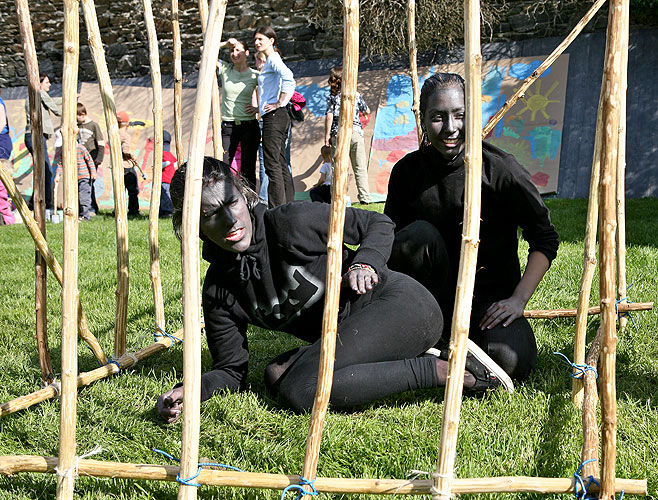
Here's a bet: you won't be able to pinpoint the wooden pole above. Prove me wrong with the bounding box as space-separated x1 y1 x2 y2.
178 1 226 499
407 0 422 145
481 0 606 138
198 0 223 159
0 328 184 418
80 0 130 359
0 456 647 496
172 0 185 162
433 0 481 498
581 327 602 479
56 1 80 497
571 79 604 407
615 0 630 334
525 302 652 319
14 0 53 387
0 167 107 365
299 0 358 496
143 0 166 333
598 0 626 497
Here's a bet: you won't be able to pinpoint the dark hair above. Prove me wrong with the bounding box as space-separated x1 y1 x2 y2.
328 66 342 96
320 145 331 157
39 73 49 83
170 156 260 240
254 26 280 54
419 73 465 117
232 39 250 53
77 102 87 115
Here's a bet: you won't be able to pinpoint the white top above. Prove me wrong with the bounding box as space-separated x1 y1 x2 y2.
257 51 295 116
319 161 332 186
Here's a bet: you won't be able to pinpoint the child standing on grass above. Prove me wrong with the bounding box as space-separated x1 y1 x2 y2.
53 143 96 221
77 102 105 215
309 145 332 203
116 111 140 217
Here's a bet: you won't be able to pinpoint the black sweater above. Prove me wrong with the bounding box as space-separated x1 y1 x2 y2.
197 202 394 401
384 142 559 303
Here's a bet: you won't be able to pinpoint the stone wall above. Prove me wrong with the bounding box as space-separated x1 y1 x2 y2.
0 0 621 87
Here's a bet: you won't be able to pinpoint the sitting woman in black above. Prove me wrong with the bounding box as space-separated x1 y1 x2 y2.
385 73 559 381
156 157 507 422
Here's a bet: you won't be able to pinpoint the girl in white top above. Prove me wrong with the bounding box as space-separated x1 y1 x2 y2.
253 26 296 207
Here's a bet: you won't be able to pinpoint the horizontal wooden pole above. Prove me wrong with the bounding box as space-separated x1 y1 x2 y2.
0 455 646 495
524 302 652 319
0 328 184 418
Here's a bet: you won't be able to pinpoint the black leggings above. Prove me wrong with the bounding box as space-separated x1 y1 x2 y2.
265 271 443 412
388 220 537 380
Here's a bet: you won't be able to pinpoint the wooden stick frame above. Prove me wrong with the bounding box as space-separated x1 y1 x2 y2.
1 0 646 497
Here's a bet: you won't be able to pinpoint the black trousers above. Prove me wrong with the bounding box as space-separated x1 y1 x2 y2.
261 108 293 207
221 119 260 190
201 270 444 413
25 133 54 210
388 220 537 380
265 271 443 411
124 168 140 215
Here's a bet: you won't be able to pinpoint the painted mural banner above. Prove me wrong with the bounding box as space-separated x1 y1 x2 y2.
294 54 568 200
2 55 567 209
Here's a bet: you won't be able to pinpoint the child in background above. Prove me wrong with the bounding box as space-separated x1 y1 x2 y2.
77 102 105 215
159 130 177 218
309 145 332 203
53 143 96 221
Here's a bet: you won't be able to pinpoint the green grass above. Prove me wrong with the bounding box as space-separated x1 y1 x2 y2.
0 199 656 500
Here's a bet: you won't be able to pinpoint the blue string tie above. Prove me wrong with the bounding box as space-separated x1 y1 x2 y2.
154 324 182 345
616 283 638 328
281 476 318 500
554 352 598 379
153 448 245 488
107 358 122 375
573 459 599 500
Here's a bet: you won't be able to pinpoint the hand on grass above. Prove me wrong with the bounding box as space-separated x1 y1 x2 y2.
156 386 184 424
479 296 525 330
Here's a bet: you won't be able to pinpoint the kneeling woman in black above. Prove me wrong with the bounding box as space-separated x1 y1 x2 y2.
156 158 504 422
385 73 559 381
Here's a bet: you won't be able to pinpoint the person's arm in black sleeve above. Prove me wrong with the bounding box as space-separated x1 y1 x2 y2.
156 266 249 423
93 122 105 165
479 155 559 330
383 159 414 233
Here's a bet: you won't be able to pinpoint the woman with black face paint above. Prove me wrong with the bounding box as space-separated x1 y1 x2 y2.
385 73 559 382
155 157 513 422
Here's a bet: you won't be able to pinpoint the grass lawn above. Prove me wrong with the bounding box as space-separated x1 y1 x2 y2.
0 198 656 499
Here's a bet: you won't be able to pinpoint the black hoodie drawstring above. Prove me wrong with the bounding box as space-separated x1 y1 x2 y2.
239 255 261 281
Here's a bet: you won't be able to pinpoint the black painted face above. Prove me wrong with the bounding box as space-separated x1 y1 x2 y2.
422 87 465 161
200 179 252 253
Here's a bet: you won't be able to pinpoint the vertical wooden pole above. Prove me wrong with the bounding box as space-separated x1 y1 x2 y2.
598 0 626 497
433 0 482 497
615 0 629 334
581 327 602 479
407 0 422 146
198 0 223 159
143 0 166 332
56 0 80 498
14 0 54 387
172 0 185 162
299 0 358 496
178 2 226 499
572 88 603 406
80 0 130 359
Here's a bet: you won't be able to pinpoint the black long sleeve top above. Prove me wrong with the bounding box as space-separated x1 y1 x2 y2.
384 142 559 304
